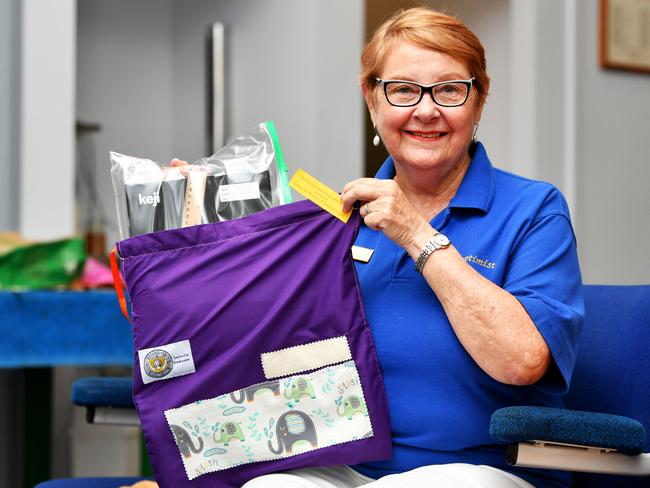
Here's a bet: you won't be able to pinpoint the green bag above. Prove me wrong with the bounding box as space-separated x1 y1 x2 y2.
0 237 87 290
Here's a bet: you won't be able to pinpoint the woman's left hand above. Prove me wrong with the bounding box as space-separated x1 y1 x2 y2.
341 178 428 249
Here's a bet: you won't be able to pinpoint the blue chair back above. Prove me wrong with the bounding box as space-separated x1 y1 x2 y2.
564 285 650 488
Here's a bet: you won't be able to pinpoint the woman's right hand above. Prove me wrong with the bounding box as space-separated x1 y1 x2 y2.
340 177 430 251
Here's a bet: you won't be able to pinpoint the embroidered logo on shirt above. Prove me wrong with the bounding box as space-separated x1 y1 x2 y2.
464 255 496 269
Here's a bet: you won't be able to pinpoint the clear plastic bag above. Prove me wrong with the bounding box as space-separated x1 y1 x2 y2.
110 121 291 239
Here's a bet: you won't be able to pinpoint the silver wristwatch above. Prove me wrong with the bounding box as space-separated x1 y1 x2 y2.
414 233 451 274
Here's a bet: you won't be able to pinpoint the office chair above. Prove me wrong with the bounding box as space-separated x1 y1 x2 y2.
490 284 650 487
37 284 650 486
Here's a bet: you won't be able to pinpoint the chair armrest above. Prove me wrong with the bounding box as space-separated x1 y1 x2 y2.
90 406 140 426
71 377 139 426
490 406 649 476
505 442 650 475
71 377 134 408
490 406 646 455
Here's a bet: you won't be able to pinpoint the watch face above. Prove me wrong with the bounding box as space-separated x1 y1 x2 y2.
433 233 450 247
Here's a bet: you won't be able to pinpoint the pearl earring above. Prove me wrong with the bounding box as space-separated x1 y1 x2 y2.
372 127 380 147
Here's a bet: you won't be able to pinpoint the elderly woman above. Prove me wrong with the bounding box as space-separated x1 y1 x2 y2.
132 7 581 488
243 7 583 488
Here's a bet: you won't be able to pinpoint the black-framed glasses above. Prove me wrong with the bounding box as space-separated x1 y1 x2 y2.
375 77 475 107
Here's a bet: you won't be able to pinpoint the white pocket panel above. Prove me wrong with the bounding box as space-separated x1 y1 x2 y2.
164 360 373 480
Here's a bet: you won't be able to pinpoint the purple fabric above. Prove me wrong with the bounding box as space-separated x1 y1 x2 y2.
118 199 392 488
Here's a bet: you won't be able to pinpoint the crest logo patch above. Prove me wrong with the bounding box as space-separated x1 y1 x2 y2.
144 349 174 378
138 340 195 384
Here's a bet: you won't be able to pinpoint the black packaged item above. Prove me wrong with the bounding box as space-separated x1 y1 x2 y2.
202 173 227 223
118 156 165 237
158 168 187 230
118 163 187 237
203 170 272 222
111 121 291 239
124 180 163 237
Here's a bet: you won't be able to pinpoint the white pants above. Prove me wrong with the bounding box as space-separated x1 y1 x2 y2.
242 464 535 488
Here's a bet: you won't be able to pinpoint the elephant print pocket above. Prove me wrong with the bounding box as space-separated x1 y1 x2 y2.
164 360 373 481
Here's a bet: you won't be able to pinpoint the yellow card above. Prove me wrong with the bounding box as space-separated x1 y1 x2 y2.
289 169 352 223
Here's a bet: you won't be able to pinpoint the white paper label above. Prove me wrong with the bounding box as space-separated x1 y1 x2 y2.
138 339 196 385
218 182 261 202
261 336 352 379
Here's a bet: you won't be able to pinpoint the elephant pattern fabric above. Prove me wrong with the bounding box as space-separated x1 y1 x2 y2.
165 360 372 480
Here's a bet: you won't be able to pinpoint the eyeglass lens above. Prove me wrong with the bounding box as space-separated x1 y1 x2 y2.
385 81 469 106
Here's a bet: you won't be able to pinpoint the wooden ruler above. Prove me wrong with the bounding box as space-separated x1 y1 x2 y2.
181 168 207 227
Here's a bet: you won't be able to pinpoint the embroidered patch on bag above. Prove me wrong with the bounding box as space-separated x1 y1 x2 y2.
138 340 196 385
260 336 352 379
164 360 373 480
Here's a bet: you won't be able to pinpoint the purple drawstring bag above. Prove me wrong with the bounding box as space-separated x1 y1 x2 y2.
116 199 392 487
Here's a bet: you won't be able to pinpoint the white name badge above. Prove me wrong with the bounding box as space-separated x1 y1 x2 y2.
351 245 374 263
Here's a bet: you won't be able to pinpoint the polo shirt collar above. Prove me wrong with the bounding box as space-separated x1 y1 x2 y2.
373 141 495 214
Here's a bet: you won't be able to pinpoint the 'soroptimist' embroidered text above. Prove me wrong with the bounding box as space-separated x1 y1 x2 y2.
464 255 496 269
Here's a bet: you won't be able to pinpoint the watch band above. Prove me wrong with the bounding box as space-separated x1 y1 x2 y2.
414 233 450 274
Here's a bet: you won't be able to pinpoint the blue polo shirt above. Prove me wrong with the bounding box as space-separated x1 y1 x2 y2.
353 143 584 488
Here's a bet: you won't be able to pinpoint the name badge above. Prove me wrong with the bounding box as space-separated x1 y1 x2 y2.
351 245 374 263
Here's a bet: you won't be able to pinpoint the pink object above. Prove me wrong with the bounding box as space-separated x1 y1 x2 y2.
81 256 115 288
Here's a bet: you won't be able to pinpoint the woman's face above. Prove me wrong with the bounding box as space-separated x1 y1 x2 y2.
366 40 486 177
